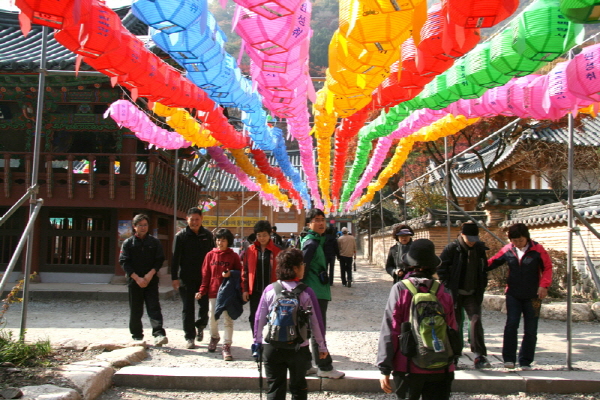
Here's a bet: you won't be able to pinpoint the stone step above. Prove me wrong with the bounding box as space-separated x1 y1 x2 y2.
113 367 600 394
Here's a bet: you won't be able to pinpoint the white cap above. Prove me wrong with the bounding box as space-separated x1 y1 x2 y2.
341 227 348 233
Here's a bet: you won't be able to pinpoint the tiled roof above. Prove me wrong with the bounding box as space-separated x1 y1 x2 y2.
481 188 597 208
430 164 498 198
400 209 488 230
195 150 305 192
500 194 600 227
456 117 600 178
0 7 147 72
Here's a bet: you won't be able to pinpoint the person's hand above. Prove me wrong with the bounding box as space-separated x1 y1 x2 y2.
380 375 393 394
319 351 328 359
194 292 202 300
538 287 548 300
135 276 148 288
222 270 231 278
243 292 249 302
172 280 180 290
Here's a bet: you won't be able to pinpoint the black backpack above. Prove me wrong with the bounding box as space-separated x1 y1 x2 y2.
263 281 311 349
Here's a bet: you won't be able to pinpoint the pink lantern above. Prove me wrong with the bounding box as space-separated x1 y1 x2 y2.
527 75 566 121
234 3 311 56
565 43 600 103
469 97 496 118
234 0 304 20
485 78 517 116
505 75 540 118
548 61 594 111
244 39 309 73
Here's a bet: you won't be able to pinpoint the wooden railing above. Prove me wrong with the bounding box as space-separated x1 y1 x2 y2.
0 152 201 215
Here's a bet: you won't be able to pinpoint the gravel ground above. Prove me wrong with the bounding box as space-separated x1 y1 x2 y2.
4 257 600 399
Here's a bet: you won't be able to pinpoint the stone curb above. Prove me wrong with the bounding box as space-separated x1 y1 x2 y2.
113 367 600 394
482 294 600 322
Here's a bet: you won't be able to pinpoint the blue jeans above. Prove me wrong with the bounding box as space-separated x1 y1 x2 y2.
503 295 539 366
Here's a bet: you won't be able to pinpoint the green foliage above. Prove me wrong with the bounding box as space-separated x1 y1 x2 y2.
309 0 339 74
406 183 445 218
0 330 53 367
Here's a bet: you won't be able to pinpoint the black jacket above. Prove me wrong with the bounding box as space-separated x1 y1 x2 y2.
323 233 340 260
215 270 246 320
438 239 489 302
385 241 412 284
119 234 165 277
171 225 215 283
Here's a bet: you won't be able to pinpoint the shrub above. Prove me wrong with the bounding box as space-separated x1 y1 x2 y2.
0 330 53 367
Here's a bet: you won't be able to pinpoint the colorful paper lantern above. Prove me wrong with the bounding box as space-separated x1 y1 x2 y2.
565 43 600 102
505 75 540 118
445 59 487 99
527 75 567 120
15 0 91 29
83 33 145 77
490 28 546 77
131 0 205 34
464 42 512 89
234 0 305 20
484 78 517 116
547 61 593 110
512 0 583 62
418 74 460 109
442 0 519 28
560 0 600 24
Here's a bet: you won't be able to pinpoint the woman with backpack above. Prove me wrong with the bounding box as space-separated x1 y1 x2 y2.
377 239 457 400
253 248 328 400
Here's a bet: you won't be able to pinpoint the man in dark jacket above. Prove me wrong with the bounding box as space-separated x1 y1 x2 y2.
271 225 284 248
119 214 167 346
438 222 491 369
172 207 215 349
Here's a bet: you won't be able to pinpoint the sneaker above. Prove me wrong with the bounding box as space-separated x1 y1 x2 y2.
347 282 352 288
317 368 345 379
185 339 195 349
154 335 168 347
222 344 233 361
196 330 204 343
208 336 220 352
520 365 532 371
132 337 143 341
504 362 515 369
306 367 318 376
474 356 491 369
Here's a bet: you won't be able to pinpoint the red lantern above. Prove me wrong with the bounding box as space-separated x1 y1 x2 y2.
442 0 519 29
398 69 434 89
401 37 418 75
15 0 92 29
84 33 145 77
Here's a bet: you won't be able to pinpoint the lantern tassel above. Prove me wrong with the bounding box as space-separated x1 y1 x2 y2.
18 12 31 37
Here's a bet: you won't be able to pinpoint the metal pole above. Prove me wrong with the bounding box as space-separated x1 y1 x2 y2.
368 206 372 263
20 26 50 340
403 173 407 222
445 136 451 242
216 178 220 228
380 191 384 231
172 149 178 253
573 227 600 293
241 186 245 238
0 186 38 228
566 106 575 370
0 200 43 301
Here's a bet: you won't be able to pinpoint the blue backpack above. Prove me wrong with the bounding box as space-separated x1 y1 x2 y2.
263 281 309 349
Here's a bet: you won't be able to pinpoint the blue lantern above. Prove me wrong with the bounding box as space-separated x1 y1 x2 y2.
132 0 206 34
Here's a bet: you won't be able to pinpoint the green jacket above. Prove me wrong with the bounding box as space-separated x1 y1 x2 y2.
301 230 331 301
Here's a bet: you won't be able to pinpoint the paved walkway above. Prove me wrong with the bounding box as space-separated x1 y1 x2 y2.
3 256 600 395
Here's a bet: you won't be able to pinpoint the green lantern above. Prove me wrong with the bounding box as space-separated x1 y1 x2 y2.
513 0 584 62
386 103 410 124
559 0 600 24
419 75 460 110
464 42 512 89
490 28 546 77
445 58 488 99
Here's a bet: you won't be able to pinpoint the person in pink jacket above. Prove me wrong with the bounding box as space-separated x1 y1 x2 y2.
487 223 553 370
196 228 242 361
377 239 456 400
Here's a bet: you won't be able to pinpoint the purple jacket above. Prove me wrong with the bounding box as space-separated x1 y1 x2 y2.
377 277 457 375
254 280 328 353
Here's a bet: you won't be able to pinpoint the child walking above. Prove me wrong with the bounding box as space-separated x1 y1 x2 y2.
253 248 329 400
196 228 242 361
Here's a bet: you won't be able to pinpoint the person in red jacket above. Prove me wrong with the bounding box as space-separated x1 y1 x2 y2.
487 223 553 370
196 228 242 360
241 220 281 333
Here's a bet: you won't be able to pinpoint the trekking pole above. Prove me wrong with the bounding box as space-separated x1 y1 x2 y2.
258 347 263 400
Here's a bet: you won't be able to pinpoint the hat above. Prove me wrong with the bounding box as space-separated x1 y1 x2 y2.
341 227 348 233
402 239 441 268
396 228 414 236
461 223 479 242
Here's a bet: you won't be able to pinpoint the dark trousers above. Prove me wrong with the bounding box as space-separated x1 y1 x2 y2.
128 276 165 339
339 256 353 285
178 280 209 340
308 299 333 371
455 294 487 356
249 291 262 334
264 344 311 400
503 295 539 367
326 256 336 285
393 371 454 400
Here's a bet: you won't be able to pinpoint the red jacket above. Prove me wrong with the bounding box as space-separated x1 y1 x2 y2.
242 240 281 295
199 247 242 298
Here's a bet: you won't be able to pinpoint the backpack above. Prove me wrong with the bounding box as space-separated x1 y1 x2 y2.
401 278 454 370
263 281 310 349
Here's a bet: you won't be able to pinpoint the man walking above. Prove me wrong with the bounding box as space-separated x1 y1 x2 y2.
438 222 491 369
271 225 284 248
301 209 345 379
120 214 168 346
172 207 215 349
337 227 356 287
